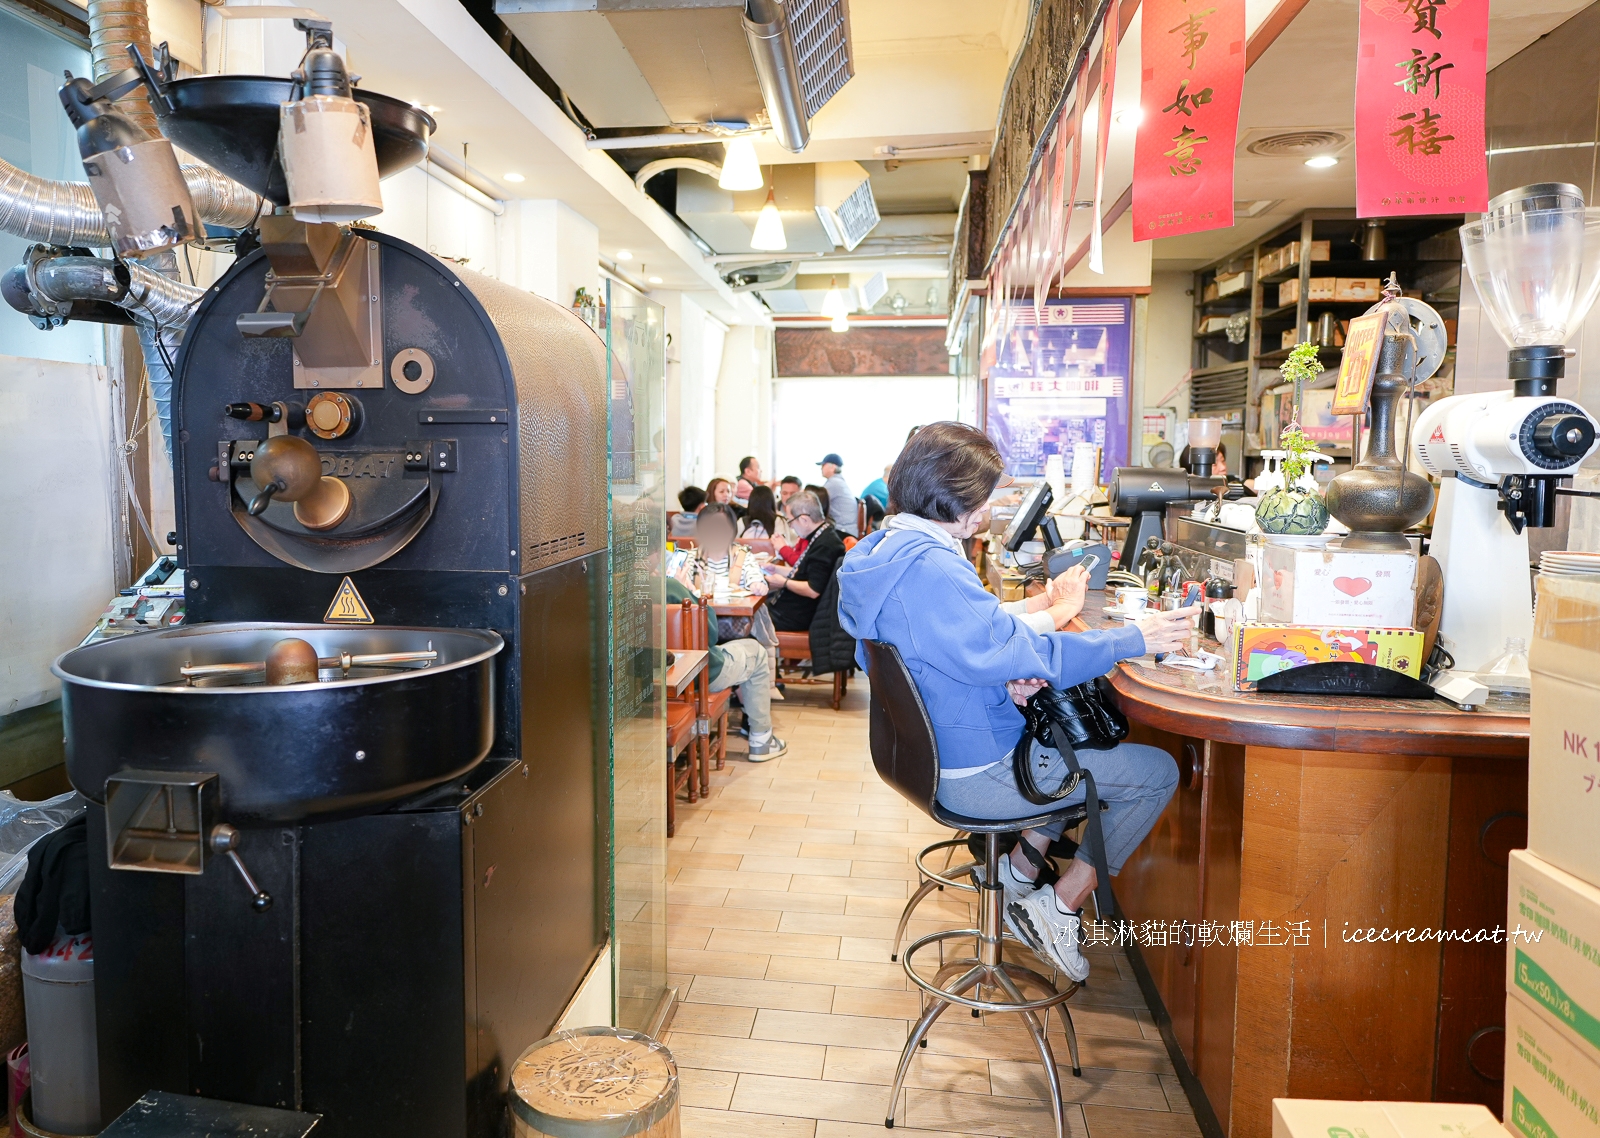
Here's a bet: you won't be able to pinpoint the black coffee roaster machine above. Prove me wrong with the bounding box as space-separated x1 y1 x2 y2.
1107 467 1242 569
47 65 614 1138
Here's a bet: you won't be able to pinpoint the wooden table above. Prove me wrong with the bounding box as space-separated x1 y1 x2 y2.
708 595 760 618
664 649 707 697
1074 595 1529 1137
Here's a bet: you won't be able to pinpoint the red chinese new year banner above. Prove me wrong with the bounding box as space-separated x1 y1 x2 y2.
1355 0 1488 216
1133 0 1246 240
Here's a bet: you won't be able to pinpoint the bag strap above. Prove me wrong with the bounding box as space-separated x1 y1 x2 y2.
1044 719 1119 924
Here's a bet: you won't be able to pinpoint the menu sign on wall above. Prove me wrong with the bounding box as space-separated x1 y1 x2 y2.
1355 0 1488 215
1133 0 1246 240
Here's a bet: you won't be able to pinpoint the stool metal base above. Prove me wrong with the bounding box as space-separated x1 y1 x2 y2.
891 837 978 962
884 835 1083 1138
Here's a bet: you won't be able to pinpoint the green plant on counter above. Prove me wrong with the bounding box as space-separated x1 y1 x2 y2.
1256 341 1330 536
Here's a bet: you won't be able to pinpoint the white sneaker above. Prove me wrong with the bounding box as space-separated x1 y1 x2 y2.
747 735 786 762
1008 890 1091 983
997 851 1045 943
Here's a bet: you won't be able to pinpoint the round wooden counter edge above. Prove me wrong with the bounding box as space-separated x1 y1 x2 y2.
1105 661 1530 759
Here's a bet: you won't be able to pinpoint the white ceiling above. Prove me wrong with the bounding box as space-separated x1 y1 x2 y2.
1150 0 1597 270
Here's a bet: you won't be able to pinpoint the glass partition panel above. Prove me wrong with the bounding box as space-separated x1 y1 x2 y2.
604 278 669 1032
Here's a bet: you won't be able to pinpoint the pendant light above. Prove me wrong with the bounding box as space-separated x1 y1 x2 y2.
820 277 847 320
830 313 850 334
718 137 763 191
750 188 787 251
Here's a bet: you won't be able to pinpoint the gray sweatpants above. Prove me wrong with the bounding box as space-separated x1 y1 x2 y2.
709 638 773 736
934 740 1178 875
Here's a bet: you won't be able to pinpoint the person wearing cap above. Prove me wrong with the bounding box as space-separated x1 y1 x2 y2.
817 453 858 537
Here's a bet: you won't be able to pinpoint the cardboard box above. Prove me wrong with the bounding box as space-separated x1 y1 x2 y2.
1529 577 1600 887
1217 270 1251 297
1283 239 1332 267
1505 992 1600 1138
1336 277 1383 301
1259 544 1419 627
1232 624 1426 691
1507 849 1600 1065
1273 1098 1506 1138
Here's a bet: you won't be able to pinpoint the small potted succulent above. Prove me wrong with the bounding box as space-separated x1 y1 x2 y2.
1255 342 1331 537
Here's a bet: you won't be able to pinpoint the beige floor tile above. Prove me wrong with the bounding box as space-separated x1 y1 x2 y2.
706 810 816 828
669 886 729 908
765 954 909 991
839 936 897 962
1074 1036 1176 1075
668 1002 757 1038
814 1123 989 1138
789 875 911 900
668 948 771 980
988 1064 1171 1110
823 1046 992 1095
802 842 909 863
726 888 848 915
850 860 923 882
672 903 784 932
742 855 855 878
905 1090 1085 1138
687 975 836 1013
845 894 972 922
780 912 946 940
1071 976 1150 1010
1083 1104 1203 1138
752 825 860 845
678 1066 739 1109
752 1009 910 1051
1066 1006 1154 1041
816 771 870 782
831 985 925 1019
670 1032 826 1078
709 928 841 960
680 1106 818 1138
668 924 713 950
693 836 800 858
676 867 794 892
765 802 864 818
924 1021 1060 1064
1159 1074 1191 1112
729 1073 903 1126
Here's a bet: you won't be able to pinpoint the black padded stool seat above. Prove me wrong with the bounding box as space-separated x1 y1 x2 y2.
862 639 1088 1138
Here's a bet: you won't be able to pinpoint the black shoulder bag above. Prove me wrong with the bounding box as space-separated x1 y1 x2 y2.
1009 680 1129 921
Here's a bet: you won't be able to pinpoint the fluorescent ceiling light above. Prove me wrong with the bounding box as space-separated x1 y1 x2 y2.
503 172 525 183
718 138 764 191
615 250 634 261
830 313 849 333
750 190 787 251
820 277 847 319
649 276 663 284
1304 155 1339 169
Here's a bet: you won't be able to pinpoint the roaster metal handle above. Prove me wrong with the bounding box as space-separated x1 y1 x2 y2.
209 824 273 912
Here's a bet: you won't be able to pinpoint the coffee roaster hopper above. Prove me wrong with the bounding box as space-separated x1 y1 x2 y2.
128 46 435 206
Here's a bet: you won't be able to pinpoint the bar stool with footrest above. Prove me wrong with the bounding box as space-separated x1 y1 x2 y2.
862 639 1089 1138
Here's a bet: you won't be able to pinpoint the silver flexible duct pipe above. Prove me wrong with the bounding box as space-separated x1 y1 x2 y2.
0 157 262 247
88 0 159 134
121 258 204 326
22 254 203 327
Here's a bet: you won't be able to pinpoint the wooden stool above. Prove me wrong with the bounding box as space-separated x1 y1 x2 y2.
510 1027 679 1138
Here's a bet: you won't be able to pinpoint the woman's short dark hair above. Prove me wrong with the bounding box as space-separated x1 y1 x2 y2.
678 485 706 512
696 503 739 533
888 421 1004 521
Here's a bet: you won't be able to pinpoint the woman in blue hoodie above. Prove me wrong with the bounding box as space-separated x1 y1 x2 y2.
837 422 1195 983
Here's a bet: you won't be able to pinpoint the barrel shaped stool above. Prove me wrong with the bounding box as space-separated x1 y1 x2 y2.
862 640 1086 1138
511 1027 679 1138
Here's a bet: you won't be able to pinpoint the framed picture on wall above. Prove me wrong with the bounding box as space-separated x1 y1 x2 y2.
983 298 1134 482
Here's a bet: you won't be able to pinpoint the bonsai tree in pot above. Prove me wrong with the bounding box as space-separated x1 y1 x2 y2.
1256 342 1331 536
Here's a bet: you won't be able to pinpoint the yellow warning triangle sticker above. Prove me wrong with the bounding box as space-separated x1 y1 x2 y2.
323 576 374 624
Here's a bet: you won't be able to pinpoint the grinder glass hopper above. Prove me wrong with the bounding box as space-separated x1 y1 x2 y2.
1461 183 1600 389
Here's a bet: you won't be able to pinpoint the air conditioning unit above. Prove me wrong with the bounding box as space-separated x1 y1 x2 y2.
814 161 879 252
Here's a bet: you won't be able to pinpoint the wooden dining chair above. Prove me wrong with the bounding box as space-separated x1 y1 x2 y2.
770 584 848 711
662 602 712 797
678 599 731 786
666 699 696 837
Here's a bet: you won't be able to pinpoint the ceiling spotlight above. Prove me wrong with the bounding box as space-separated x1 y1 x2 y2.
648 276 663 284
1114 106 1144 127
830 313 849 334
503 172 525 183
615 250 634 261
750 188 787 251
718 137 764 191
1304 155 1339 169
820 276 847 320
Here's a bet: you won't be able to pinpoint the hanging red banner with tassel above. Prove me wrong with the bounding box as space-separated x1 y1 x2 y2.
1354 0 1488 216
1132 0 1246 240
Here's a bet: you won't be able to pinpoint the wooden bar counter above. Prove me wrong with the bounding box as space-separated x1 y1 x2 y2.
1073 596 1528 1138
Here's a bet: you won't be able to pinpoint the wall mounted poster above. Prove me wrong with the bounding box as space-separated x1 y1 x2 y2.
985 298 1133 481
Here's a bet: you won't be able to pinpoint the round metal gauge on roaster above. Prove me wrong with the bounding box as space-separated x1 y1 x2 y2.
306 391 359 439
390 347 435 394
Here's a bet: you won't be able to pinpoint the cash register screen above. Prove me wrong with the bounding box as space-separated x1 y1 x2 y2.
1001 481 1053 552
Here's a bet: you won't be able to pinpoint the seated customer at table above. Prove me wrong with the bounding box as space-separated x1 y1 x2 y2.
762 491 845 632
673 504 768 597
740 484 779 540
663 574 785 762
837 421 1194 983
671 486 705 538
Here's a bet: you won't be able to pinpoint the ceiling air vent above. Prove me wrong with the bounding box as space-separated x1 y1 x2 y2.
1245 130 1349 157
818 176 880 252
787 0 853 119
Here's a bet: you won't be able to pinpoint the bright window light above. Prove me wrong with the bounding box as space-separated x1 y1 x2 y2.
503 172 526 183
1114 106 1143 127
718 137 764 191
1304 155 1339 169
750 190 787 251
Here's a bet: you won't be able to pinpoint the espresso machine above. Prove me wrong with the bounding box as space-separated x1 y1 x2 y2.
1412 183 1600 674
30 30 613 1138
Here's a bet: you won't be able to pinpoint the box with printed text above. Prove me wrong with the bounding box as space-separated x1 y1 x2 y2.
1273 1098 1507 1138
1529 577 1600 888
1232 624 1425 691
1505 992 1600 1138
1507 849 1600 1068
1259 543 1418 628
